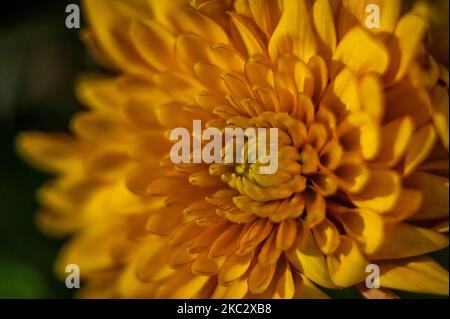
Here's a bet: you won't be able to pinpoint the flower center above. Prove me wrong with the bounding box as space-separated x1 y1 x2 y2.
206 111 320 223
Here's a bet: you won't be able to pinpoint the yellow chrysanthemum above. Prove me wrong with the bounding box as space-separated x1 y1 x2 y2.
17 0 449 298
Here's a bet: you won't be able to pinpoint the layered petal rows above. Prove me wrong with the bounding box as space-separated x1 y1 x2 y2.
18 0 449 298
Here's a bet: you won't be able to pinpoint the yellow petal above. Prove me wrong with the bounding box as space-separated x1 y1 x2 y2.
248 262 276 294
312 174 338 197
313 0 337 61
370 222 449 260
174 9 230 45
359 74 384 124
195 63 228 97
258 231 282 266
130 131 171 163
146 204 185 236
404 171 449 221
175 34 215 74
80 30 116 70
308 56 329 100
86 148 134 181
106 180 164 215
156 102 196 128
337 0 401 36
334 155 370 193
169 246 196 268
82 0 149 73
149 175 191 196
192 251 223 276
337 0 400 36
337 0 366 39
350 170 401 213
379 256 449 296
275 77 297 112
245 59 273 87
278 56 315 97
390 14 428 81
293 272 330 299
339 209 385 255
155 267 212 298
286 222 337 289
16 132 79 174
126 166 172 196
372 116 414 167
219 251 253 285
360 122 381 160
385 81 432 128
322 68 360 121
404 124 437 176
327 236 369 287
229 12 267 58
170 221 204 246
417 159 449 175
212 276 248 298
430 85 449 150
209 224 243 258
129 20 177 72
333 26 388 76
247 0 281 36
312 218 340 255
189 171 223 188
222 71 252 98
75 74 124 111
383 188 423 222
155 72 202 103
55 227 119 277
147 0 187 33
212 44 246 73
123 100 162 132
275 219 298 251
71 112 133 142
136 237 175 282
269 0 317 62
368 0 401 34
274 259 295 299
433 220 449 233
237 218 273 255
304 191 326 228
189 222 227 253
116 262 156 298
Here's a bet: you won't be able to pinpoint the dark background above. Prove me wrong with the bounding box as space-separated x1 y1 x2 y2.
0 0 448 298
0 0 85 298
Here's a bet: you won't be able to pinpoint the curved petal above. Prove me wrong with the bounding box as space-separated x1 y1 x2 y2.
405 171 449 221
286 222 337 289
327 236 369 287
269 0 317 62
370 222 449 260
430 85 449 150
333 27 388 76
350 170 401 213
379 256 449 296
16 132 80 174
82 0 149 72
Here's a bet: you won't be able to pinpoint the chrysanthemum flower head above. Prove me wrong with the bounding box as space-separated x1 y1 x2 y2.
17 0 449 298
